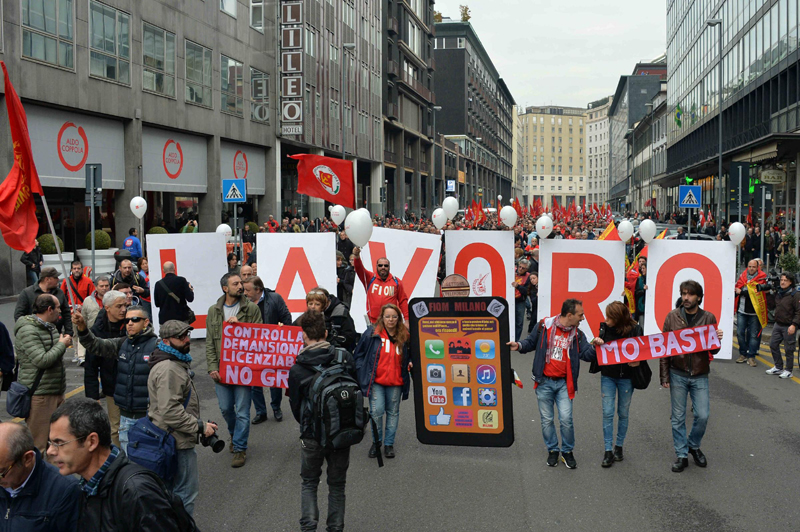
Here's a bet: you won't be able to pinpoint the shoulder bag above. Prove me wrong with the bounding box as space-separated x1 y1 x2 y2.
161 281 196 324
629 360 652 390
6 366 45 418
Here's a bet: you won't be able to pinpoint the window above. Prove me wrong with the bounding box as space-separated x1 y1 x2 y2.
22 0 74 68
250 0 264 31
305 28 316 57
220 54 243 116
89 2 129 84
142 23 175 97
185 40 213 107
250 67 269 122
220 0 236 17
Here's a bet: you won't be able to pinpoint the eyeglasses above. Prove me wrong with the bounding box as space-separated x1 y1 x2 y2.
383 314 399 320
0 460 16 479
123 317 146 324
47 436 86 451
173 332 190 340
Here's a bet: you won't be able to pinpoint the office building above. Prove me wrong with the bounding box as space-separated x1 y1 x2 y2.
586 96 613 206
630 82 668 212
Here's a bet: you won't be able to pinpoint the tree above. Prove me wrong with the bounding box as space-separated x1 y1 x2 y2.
434 10 443 23
460 5 471 21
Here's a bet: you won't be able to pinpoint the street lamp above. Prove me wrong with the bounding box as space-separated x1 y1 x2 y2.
645 102 654 214
341 42 356 161
708 18 723 223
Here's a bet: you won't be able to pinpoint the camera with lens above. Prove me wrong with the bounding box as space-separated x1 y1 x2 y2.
430 367 442 379
200 420 225 453
758 270 783 292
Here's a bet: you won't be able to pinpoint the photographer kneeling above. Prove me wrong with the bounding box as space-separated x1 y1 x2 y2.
147 320 218 516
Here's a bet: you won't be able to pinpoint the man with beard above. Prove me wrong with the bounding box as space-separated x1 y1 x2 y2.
206 273 262 467
15 267 72 336
765 272 800 379
61 260 96 365
660 280 724 473
734 260 767 367
112 260 149 305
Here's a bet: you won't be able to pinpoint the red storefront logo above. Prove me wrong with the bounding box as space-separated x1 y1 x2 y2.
57 122 89 172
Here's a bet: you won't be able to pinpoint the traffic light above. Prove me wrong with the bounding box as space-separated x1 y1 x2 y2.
684 175 694 185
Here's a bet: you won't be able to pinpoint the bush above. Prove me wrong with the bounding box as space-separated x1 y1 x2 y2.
148 226 168 235
84 230 111 250
778 252 800 274
246 221 259 234
37 234 63 255
785 231 797 252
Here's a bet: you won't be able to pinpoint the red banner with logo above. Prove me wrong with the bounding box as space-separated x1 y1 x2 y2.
219 322 304 388
596 325 720 366
0 62 43 252
290 154 355 208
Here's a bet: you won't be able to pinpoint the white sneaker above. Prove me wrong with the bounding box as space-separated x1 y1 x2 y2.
779 370 793 379
766 367 782 375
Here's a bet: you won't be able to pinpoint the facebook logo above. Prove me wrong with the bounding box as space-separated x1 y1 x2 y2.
453 387 472 406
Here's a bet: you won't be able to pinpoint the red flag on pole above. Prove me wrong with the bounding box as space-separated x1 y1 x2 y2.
289 154 356 208
0 62 43 252
513 197 523 218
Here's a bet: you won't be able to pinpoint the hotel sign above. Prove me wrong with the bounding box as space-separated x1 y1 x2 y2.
280 2 303 136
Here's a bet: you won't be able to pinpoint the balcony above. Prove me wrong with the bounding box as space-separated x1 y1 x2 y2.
386 102 398 120
387 60 399 78
420 162 429 174
384 150 397 164
426 124 433 138
404 157 416 169
428 57 435 71
388 17 399 35
400 71 433 102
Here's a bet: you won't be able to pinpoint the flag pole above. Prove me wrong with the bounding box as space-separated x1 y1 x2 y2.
40 194 77 308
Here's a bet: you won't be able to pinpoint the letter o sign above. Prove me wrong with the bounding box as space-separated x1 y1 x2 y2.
654 253 723 330
282 101 302 122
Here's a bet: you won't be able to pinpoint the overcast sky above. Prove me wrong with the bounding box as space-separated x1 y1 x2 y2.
433 1 667 109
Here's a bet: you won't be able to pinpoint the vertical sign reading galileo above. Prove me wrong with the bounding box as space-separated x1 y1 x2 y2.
409 296 514 447
280 1 303 136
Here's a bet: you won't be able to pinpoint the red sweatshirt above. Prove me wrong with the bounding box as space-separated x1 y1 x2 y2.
354 258 409 324
61 275 95 305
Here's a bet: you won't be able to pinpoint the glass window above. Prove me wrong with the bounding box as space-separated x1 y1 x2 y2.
221 0 236 17
250 0 263 31
89 1 129 84
185 40 213 107
250 67 269 122
142 23 175 97
221 54 243 117
22 0 74 68
305 28 316 57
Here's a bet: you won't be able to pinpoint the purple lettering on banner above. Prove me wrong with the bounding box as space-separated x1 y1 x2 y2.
420 318 459 336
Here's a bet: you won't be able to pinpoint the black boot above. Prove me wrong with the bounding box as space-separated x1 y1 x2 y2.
672 457 688 472
601 451 614 468
368 443 379 458
613 446 624 462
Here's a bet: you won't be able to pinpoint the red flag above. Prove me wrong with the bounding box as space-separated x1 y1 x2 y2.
289 154 355 208
0 62 43 252
747 206 753 225
513 197 523 218
699 210 705 225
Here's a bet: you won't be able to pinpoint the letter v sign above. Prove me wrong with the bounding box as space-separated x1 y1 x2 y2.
367 242 433 295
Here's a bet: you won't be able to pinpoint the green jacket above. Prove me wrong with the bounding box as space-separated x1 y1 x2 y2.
13 315 67 396
205 294 262 373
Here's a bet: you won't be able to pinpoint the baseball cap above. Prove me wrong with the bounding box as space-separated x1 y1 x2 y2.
160 320 193 339
40 267 60 279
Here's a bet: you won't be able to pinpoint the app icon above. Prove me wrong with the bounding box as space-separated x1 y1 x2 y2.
476 365 497 384
453 387 472 406
425 339 445 359
429 407 451 426
451 364 470 383
448 338 472 360
475 339 496 359
454 409 474 427
426 364 446 383
478 387 497 407
477 409 499 429
427 386 447 405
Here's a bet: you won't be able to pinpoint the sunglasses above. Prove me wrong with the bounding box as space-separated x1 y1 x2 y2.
123 316 147 324
172 332 190 340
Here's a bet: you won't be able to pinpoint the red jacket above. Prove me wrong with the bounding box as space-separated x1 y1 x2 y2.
354 258 409 324
61 274 95 305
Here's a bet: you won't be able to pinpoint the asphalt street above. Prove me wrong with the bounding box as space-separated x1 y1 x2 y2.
2 310 800 531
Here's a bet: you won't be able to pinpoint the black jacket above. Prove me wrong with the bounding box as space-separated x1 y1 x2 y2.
258 288 292 325
288 342 357 440
153 273 195 325
20 247 43 274
0 320 13 376
589 322 644 379
14 283 73 335
0 449 81 532
324 296 358 351
84 309 125 400
337 265 355 306
112 271 150 299
773 287 800 327
337 237 355 260
78 452 189 532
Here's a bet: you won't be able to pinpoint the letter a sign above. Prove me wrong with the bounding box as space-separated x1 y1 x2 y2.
679 185 701 208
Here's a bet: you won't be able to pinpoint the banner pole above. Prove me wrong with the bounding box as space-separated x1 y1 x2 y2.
40 195 76 308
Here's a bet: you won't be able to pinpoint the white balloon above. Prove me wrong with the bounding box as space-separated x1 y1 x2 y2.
130 196 147 220
639 219 657 243
536 216 553 238
728 222 746 245
215 224 232 239
431 208 447 230
442 196 459 220
500 205 518 228
497 195 503 202
344 209 373 247
618 220 634 241
330 205 347 225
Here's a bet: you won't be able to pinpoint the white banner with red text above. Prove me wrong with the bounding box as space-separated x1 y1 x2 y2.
596 324 721 365
219 323 303 388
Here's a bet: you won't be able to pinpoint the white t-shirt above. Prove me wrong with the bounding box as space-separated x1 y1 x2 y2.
223 301 240 320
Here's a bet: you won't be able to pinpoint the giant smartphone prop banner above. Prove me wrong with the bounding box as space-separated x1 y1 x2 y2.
146 233 228 338
409 296 514 447
643 240 735 359
257 233 337 322
349 227 442 332
444 231 515 333
537 240 626 339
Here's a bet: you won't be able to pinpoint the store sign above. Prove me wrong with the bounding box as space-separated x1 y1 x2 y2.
162 139 183 179
142 127 207 192
280 1 303 135
446 180 456 192
220 141 266 194
26 105 125 189
759 169 786 184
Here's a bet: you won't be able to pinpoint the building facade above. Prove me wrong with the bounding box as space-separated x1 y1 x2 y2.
433 20 515 205
518 105 588 208
630 82 667 212
586 96 613 206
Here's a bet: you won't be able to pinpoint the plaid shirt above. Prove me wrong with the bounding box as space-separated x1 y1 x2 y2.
80 446 120 496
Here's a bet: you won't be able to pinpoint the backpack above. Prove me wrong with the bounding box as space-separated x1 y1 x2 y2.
301 348 368 450
367 275 399 291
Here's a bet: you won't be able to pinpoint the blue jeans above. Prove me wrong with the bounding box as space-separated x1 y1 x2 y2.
369 383 402 446
167 447 199 517
26 270 38 287
601 376 634 451
515 300 526 341
300 438 350 532
736 313 761 358
252 387 284 416
118 415 137 454
534 377 574 452
669 371 709 457
215 383 252 451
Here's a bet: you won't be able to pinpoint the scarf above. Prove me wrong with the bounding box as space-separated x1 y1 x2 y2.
157 340 192 363
80 446 120 496
545 315 578 365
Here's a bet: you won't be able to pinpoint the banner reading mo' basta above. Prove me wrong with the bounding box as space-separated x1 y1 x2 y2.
219 323 304 388
596 324 721 366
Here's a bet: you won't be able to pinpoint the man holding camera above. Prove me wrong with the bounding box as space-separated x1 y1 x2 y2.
735 260 767 367
766 272 800 379
147 320 216 517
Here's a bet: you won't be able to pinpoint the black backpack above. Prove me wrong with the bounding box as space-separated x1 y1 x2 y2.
301 348 368 450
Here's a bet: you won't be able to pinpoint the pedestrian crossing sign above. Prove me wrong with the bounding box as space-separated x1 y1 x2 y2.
679 185 701 208
222 179 246 203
